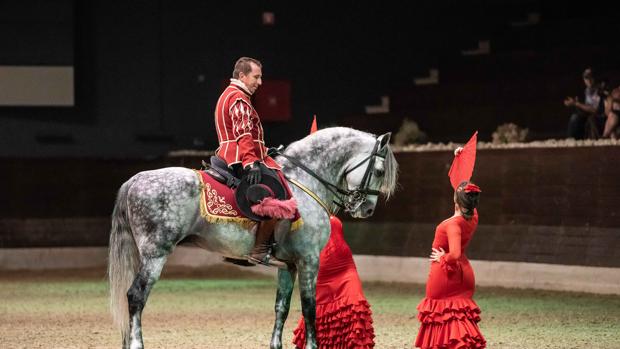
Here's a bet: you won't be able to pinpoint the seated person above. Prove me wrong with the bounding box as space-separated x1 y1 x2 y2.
603 85 620 139
565 68 605 139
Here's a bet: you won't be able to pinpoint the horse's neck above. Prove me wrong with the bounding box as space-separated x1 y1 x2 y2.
281 150 347 212
281 129 375 212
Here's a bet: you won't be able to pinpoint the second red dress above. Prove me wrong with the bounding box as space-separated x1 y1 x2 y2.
415 210 486 349
293 216 375 349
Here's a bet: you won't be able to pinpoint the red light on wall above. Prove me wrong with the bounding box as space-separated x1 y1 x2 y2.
253 80 291 122
262 12 275 26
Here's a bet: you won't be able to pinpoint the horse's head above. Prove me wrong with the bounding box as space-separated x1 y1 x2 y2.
342 132 398 218
278 127 398 218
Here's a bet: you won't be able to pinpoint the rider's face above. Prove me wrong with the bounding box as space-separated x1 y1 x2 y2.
239 63 262 95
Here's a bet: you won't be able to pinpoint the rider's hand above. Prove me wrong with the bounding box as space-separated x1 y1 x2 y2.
245 161 261 184
454 147 464 156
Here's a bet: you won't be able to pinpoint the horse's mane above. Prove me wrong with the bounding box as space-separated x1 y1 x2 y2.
283 127 398 200
379 137 398 200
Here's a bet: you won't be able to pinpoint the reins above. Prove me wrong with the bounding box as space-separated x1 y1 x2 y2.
287 178 332 216
268 139 384 213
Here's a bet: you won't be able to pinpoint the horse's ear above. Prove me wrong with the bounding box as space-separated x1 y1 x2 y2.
378 132 391 151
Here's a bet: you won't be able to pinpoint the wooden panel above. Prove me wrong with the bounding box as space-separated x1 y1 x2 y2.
343 222 620 267
363 147 620 228
1 146 619 268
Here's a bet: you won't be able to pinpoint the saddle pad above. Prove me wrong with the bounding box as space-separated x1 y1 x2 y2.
194 170 303 230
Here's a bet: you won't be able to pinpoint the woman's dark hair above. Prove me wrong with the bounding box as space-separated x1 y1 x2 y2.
455 181 481 220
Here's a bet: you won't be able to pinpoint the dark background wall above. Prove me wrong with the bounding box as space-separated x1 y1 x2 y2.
345 147 620 268
1 2 618 269
1 0 620 158
1 147 618 267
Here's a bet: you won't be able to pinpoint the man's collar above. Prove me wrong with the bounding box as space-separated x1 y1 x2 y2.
230 78 252 96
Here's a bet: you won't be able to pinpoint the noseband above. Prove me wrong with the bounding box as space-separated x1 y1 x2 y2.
269 139 384 214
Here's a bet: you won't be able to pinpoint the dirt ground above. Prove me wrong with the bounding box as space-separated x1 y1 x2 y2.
1 266 296 349
2 266 620 349
3 266 406 349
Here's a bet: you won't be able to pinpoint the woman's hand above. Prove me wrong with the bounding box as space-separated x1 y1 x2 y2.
429 247 445 262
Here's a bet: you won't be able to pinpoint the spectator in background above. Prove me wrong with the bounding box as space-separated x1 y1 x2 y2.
602 85 620 139
564 68 605 139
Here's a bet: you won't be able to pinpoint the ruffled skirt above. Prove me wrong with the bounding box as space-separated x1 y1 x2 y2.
415 297 486 349
293 297 374 349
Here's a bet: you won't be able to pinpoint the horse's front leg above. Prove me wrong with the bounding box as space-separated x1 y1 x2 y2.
270 265 297 349
298 257 319 349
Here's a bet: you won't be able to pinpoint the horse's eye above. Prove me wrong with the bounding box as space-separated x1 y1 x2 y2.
374 168 385 177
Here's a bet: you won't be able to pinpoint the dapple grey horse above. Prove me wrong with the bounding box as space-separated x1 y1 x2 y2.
108 127 398 349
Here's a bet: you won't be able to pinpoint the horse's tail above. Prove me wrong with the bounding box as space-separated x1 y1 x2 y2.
108 179 139 341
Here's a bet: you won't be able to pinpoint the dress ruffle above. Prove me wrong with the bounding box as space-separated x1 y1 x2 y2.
415 297 486 349
293 297 375 349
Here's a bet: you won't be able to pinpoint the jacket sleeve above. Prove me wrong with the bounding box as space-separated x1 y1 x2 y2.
230 99 259 168
439 223 462 275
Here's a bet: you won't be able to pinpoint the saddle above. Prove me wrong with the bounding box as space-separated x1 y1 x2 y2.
201 156 241 188
199 156 296 268
202 156 293 221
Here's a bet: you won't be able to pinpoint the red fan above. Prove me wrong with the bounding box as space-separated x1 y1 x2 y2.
448 131 478 189
310 115 318 134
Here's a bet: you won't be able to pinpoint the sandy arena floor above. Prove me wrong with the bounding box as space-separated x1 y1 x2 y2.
2 266 620 349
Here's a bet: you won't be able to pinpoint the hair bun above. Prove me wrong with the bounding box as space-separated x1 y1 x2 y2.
464 183 481 193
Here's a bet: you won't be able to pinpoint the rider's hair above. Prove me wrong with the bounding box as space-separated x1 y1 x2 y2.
455 181 480 220
232 57 262 79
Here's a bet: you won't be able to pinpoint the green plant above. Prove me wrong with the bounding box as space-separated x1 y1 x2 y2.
492 123 528 144
393 118 428 145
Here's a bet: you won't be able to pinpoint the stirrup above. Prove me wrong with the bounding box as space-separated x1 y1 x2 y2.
245 253 287 268
222 257 256 267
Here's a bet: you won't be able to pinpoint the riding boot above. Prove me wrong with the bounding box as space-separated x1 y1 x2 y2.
247 219 281 266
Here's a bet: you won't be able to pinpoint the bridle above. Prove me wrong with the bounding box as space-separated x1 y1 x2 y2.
269 139 385 214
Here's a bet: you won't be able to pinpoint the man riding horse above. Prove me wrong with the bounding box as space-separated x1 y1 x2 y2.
214 56 295 265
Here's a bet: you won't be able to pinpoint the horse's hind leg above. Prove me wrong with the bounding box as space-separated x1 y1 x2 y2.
270 265 297 349
126 255 167 349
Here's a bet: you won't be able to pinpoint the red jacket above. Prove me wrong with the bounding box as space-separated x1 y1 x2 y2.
214 80 281 170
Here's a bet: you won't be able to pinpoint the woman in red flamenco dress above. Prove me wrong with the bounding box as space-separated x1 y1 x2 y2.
414 180 486 349
293 215 375 349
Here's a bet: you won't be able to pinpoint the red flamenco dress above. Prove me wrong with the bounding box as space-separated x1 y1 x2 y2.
415 210 486 349
293 216 375 349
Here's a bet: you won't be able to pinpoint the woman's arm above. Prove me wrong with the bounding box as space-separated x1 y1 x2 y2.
429 224 462 264
438 224 463 275
442 224 462 263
